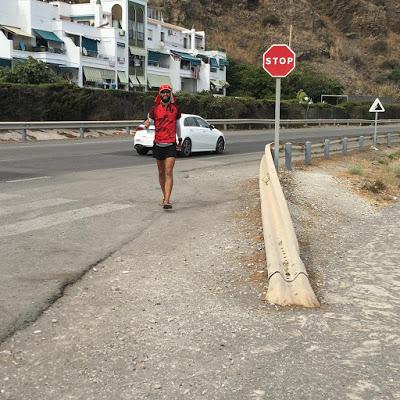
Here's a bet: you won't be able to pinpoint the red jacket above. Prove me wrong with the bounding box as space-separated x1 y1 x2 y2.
149 96 181 144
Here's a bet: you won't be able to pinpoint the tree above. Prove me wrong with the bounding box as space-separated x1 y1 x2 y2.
0 57 63 84
227 59 275 98
227 59 344 101
284 66 344 101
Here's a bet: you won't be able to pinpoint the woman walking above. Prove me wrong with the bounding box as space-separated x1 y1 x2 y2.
144 84 182 209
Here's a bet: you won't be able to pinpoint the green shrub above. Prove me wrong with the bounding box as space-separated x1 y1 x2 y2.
389 68 400 85
348 165 363 175
262 14 280 26
0 57 63 84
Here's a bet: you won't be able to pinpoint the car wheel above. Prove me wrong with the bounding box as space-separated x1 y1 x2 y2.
136 148 149 155
180 138 192 157
215 137 225 154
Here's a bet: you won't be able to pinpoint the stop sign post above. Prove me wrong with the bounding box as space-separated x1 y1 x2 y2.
263 44 296 169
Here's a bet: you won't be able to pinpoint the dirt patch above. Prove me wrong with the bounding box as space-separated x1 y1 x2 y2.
236 178 266 291
294 145 400 206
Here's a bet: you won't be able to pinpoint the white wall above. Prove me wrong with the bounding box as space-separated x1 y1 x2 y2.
31 1 58 31
198 63 210 92
169 56 181 91
0 0 21 27
0 31 12 59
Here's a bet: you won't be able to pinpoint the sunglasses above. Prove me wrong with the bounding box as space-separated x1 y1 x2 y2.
160 90 171 94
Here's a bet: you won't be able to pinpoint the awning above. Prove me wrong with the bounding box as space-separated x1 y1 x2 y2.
129 46 147 57
71 15 94 21
148 50 161 65
33 29 63 43
129 75 140 87
0 58 11 68
82 36 98 53
211 79 230 90
147 74 171 89
219 58 229 66
136 75 145 86
209 58 219 68
0 25 32 38
171 51 201 66
220 80 230 88
117 71 128 84
100 69 115 80
83 66 103 83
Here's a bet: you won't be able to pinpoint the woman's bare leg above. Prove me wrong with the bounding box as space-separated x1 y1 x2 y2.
157 159 166 203
163 157 176 204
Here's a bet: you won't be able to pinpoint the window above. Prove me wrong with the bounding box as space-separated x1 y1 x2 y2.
161 31 165 42
148 29 153 41
183 37 188 49
184 117 199 127
111 4 123 29
136 8 144 47
195 117 210 128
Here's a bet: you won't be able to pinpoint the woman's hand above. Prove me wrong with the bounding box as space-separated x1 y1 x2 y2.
144 119 150 129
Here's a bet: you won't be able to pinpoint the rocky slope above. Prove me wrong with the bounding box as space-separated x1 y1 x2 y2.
150 0 400 97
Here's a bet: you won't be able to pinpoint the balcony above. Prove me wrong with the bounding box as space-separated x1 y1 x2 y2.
32 46 66 54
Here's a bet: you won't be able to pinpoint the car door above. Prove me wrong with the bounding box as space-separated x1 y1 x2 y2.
194 117 215 150
183 116 201 151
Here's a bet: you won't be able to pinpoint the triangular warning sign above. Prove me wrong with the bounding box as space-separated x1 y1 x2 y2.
369 98 385 113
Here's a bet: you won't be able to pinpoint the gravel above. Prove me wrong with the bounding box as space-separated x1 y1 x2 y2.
0 161 399 400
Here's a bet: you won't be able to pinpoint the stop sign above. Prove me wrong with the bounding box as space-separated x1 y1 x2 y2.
263 44 296 78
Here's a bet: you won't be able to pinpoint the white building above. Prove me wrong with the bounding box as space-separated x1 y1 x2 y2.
0 0 229 94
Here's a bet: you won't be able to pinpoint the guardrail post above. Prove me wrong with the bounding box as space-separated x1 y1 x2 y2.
387 133 392 147
21 129 27 142
359 135 364 151
324 139 330 159
223 124 227 131
342 137 348 154
126 126 130 136
79 127 85 139
305 141 312 165
285 142 292 171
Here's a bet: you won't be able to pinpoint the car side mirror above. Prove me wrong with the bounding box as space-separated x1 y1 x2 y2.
209 124 215 130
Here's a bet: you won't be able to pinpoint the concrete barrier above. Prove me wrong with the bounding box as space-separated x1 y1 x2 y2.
259 144 320 308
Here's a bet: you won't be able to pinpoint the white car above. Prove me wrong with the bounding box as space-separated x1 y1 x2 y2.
133 113 225 157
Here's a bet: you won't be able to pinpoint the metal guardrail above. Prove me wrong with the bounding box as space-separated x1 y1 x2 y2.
282 132 400 170
1 118 400 131
1 118 400 141
259 143 320 307
208 118 400 126
0 121 144 130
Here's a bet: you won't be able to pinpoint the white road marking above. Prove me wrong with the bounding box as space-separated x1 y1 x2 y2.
0 194 22 201
0 198 77 216
0 203 132 238
6 176 51 183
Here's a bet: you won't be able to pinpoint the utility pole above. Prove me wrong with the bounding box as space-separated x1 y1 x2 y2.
288 0 293 47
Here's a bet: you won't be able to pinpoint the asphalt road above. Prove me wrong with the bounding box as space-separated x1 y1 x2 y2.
1 124 400 181
0 124 399 342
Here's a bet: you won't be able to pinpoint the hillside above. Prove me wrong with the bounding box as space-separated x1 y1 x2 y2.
149 0 400 98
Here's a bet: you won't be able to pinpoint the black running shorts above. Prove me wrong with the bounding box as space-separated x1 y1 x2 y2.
153 144 177 160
